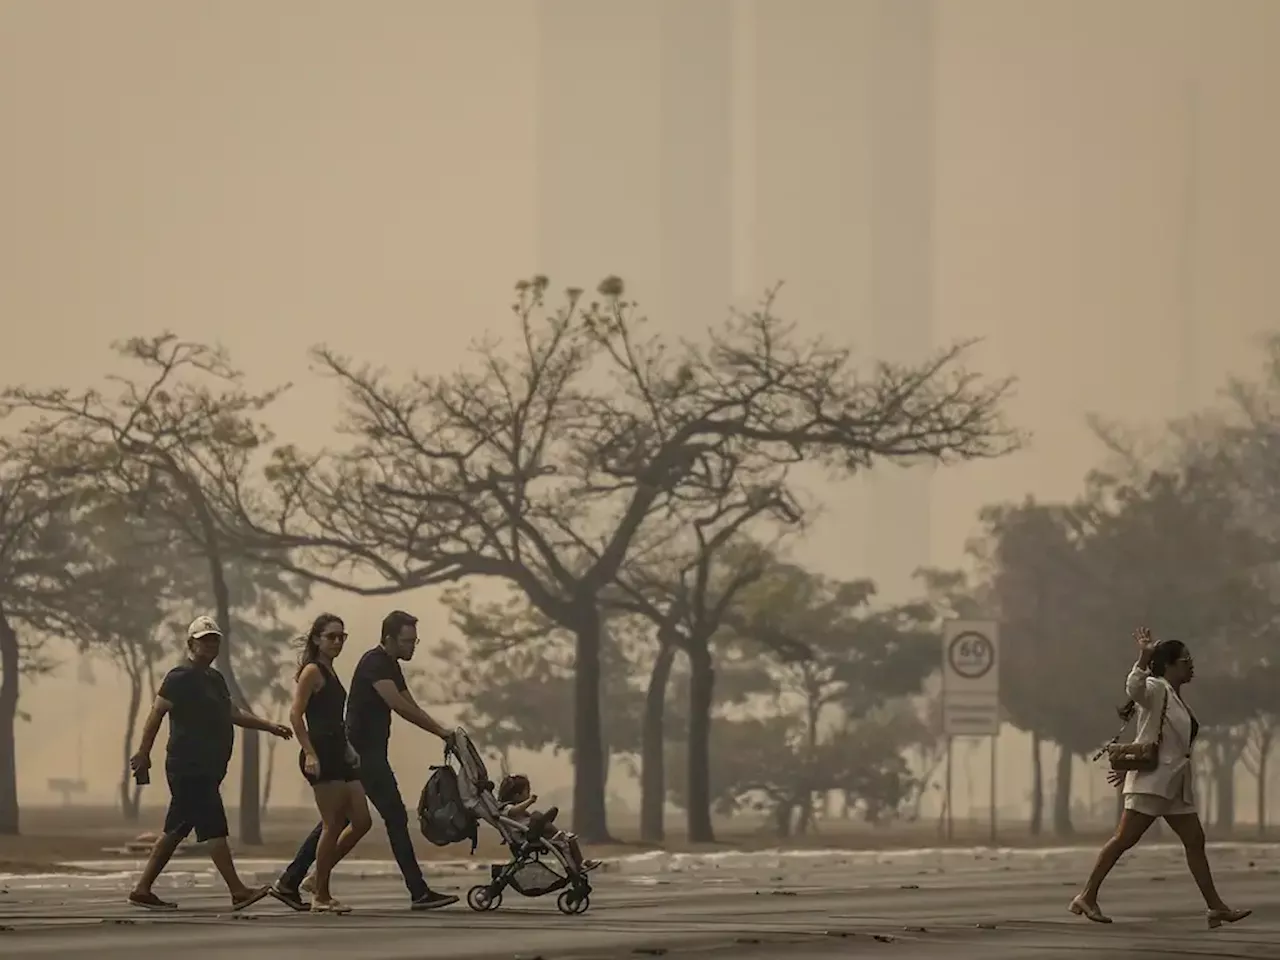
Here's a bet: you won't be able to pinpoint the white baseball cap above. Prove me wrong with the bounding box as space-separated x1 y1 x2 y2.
187 616 223 639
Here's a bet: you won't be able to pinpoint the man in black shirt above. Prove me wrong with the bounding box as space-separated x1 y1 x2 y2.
271 610 459 911
127 616 294 911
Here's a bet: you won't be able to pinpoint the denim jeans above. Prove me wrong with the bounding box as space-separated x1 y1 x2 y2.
280 751 428 901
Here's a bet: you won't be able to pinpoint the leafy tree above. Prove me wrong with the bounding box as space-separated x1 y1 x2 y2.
1078 467 1275 830
0 432 94 834
232 279 1018 840
52 494 308 822
435 586 647 780
726 564 939 833
966 498 1108 836
58 502 187 820
4 335 290 842
967 460 1276 835
665 706 924 838
602 465 798 843
1087 347 1280 831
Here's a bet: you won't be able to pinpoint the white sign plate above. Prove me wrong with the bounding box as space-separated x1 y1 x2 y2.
942 620 1000 736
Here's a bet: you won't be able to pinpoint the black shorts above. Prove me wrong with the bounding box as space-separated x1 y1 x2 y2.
162 772 229 842
300 742 360 786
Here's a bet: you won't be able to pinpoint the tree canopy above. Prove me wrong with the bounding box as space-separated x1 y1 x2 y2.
228 278 1018 839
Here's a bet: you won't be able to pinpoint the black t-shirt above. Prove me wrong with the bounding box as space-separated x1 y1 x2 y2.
159 661 234 779
345 646 408 755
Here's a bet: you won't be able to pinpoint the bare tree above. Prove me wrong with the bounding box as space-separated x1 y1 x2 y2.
226 278 1019 840
1242 713 1278 838
3 335 287 843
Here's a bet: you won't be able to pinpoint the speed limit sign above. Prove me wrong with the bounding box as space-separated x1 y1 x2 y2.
948 631 995 680
942 620 999 695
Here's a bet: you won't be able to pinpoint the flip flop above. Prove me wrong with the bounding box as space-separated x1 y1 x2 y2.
231 885 272 911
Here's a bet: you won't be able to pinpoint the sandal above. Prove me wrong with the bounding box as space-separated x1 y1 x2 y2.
310 898 352 914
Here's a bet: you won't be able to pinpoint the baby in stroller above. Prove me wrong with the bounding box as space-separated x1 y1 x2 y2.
496 775 600 874
434 728 596 915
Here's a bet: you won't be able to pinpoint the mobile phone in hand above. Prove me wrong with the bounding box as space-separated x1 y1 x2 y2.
134 766 151 786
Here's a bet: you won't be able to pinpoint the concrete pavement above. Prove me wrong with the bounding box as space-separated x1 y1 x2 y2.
1 844 1276 958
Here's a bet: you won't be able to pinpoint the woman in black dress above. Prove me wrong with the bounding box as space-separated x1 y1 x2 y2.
289 613 372 913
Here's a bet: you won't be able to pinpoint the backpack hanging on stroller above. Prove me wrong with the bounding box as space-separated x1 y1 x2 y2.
418 763 479 854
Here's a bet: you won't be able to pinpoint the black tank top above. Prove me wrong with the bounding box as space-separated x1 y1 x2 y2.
304 662 348 749
1171 687 1199 745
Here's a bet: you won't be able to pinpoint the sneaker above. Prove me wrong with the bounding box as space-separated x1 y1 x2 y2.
128 890 178 911
269 882 310 912
411 890 459 911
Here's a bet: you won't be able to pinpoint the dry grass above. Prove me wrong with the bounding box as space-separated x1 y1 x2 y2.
2 802 1230 873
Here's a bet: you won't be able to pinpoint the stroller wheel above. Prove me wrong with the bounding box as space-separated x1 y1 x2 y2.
556 889 590 916
466 885 501 912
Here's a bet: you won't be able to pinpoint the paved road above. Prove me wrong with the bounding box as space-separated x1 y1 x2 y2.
1 844 1276 959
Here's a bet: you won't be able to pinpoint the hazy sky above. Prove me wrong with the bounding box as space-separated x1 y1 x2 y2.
2 0 1278 811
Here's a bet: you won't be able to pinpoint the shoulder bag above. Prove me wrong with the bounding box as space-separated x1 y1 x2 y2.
1093 685 1168 774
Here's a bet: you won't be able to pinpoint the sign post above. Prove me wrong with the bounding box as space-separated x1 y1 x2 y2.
941 620 1001 843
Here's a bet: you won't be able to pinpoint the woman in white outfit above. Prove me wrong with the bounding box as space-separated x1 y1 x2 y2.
1070 628 1250 928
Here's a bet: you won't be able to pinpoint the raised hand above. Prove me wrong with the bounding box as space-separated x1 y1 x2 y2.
1133 626 1157 652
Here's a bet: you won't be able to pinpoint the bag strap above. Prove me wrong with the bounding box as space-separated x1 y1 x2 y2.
1152 683 1169 749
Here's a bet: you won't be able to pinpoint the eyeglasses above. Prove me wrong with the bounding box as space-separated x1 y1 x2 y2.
322 632 349 642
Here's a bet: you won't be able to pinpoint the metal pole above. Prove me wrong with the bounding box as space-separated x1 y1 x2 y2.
945 736 954 842
989 733 998 845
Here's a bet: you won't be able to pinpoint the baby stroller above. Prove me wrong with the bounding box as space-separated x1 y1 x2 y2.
418 727 593 916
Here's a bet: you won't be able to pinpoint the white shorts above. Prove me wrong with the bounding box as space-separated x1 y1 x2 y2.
1123 792 1197 818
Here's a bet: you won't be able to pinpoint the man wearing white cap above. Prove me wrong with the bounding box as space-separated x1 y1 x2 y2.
126 615 294 911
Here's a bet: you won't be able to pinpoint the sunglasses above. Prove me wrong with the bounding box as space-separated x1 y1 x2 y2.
322 631 349 642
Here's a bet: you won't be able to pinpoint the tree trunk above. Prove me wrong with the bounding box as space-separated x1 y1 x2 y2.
0 606 20 835
640 640 676 844
1029 732 1043 836
1257 728 1272 839
686 641 716 843
797 798 814 835
1214 762 1236 832
119 671 144 821
1052 744 1074 836
189 489 260 845
205 541 261 845
773 799 793 838
570 605 611 843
